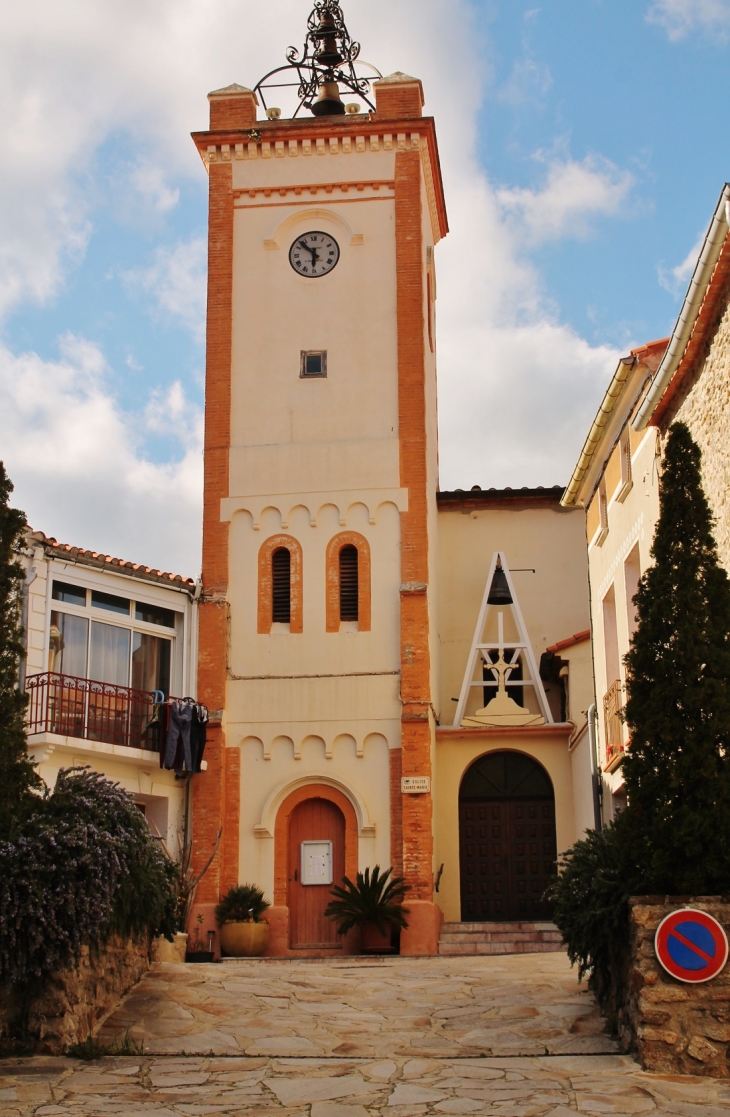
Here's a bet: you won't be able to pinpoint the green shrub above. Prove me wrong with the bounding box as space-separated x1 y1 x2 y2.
214 884 270 924
325 865 410 936
0 767 178 993
547 815 644 999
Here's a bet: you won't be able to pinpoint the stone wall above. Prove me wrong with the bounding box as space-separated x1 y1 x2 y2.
619 898 730 1077
0 934 149 1054
668 293 730 572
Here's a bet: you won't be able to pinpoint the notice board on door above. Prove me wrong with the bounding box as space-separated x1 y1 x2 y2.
300 840 333 885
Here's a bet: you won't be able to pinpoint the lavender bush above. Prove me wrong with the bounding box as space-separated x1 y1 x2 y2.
0 767 178 991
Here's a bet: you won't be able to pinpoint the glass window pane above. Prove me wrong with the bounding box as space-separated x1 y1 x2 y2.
91 590 130 615
90 621 131 686
132 632 171 696
52 581 87 607
134 602 176 628
49 611 88 677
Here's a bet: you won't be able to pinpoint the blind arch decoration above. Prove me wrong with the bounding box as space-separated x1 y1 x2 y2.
257 534 304 633
325 531 371 632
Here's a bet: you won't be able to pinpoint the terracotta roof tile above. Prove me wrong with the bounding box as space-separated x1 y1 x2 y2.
28 530 196 592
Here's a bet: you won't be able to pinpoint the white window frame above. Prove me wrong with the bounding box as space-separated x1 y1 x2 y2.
45 566 185 695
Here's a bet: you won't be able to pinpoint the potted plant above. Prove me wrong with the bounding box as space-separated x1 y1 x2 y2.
215 884 271 957
185 913 215 963
325 865 410 954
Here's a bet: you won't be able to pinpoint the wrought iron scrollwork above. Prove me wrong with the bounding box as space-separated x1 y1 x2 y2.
254 0 381 119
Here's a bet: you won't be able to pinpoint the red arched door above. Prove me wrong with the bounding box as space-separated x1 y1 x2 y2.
288 797 345 949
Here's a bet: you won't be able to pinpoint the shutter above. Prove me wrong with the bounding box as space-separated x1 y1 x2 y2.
339 545 359 622
272 548 291 623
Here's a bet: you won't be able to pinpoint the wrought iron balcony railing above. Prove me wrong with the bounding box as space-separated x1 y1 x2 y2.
603 678 625 767
25 671 167 753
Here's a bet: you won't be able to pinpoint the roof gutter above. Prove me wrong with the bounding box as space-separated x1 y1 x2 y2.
560 355 636 507
633 183 730 432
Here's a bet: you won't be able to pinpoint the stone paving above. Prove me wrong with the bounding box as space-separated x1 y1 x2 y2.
1 955 727 1115
97 955 618 1059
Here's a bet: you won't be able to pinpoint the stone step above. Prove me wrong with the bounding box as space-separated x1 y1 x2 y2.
438 920 565 956
441 922 558 932
440 931 563 944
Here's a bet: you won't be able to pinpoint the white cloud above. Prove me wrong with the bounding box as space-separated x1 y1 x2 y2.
436 171 620 489
121 238 207 343
647 0 730 39
126 161 181 215
498 57 553 106
0 0 632 568
0 334 202 575
496 157 634 245
658 230 704 295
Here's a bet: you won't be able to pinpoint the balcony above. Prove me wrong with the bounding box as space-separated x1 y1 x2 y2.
603 678 625 770
26 671 165 754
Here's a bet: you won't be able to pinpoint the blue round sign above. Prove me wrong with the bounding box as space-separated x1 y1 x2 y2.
655 909 729 984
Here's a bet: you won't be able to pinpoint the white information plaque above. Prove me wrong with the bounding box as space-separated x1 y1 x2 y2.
401 777 431 794
300 840 333 885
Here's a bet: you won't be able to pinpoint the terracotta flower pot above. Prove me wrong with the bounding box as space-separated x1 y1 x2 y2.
361 923 393 954
220 921 270 957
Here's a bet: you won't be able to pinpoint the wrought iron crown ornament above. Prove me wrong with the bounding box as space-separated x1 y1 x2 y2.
253 0 381 119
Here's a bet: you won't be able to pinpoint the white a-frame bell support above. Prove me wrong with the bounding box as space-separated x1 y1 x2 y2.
452 551 553 727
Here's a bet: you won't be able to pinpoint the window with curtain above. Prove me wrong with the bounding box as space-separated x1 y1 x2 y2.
89 621 131 686
272 548 292 624
339 545 359 622
48 611 89 677
48 583 179 694
132 632 171 695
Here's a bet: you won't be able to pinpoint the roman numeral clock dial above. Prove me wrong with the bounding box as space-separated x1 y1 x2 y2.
289 232 340 278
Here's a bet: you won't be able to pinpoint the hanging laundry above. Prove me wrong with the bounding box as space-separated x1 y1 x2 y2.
163 697 209 773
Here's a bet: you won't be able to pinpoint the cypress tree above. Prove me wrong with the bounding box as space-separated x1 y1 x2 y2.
622 421 730 895
0 463 40 835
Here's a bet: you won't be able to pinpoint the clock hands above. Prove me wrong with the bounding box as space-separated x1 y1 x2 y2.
298 238 320 271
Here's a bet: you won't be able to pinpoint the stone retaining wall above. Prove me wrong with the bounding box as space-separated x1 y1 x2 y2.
620 897 730 1077
0 934 149 1054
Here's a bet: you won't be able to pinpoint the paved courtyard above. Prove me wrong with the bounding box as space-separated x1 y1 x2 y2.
1 954 728 1115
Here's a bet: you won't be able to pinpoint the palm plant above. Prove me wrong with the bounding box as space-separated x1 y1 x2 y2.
324 865 410 936
215 884 270 924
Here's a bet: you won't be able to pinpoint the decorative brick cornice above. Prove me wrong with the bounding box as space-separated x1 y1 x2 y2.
192 116 448 242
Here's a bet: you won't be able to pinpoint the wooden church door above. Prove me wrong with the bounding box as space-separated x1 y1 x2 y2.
459 752 557 922
288 798 345 949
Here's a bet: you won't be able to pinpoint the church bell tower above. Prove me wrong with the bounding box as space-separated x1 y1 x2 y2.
191 1 448 956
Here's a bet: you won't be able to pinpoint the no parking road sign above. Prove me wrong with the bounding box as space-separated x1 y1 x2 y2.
655 909 729 984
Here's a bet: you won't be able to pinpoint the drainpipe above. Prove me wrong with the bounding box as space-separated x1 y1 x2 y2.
587 703 602 831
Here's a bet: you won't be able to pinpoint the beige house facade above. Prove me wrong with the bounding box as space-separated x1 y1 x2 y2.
21 530 199 849
563 183 730 820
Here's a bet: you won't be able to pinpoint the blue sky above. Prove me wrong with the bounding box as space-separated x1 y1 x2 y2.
0 0 728 574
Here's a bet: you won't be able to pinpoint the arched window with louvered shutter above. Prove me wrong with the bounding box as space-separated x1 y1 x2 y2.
271 548 291 623
325 532 371 632
258 535 303 633
339 545 359 621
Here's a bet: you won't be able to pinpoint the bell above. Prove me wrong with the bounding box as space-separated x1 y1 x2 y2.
311 80 346 116
487 566 513 605
313 12 343 68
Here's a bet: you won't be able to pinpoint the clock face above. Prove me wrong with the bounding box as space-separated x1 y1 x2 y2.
289 231 340 278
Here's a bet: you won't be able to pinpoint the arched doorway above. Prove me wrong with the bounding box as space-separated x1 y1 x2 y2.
287 797 345 949
459 751 557 922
